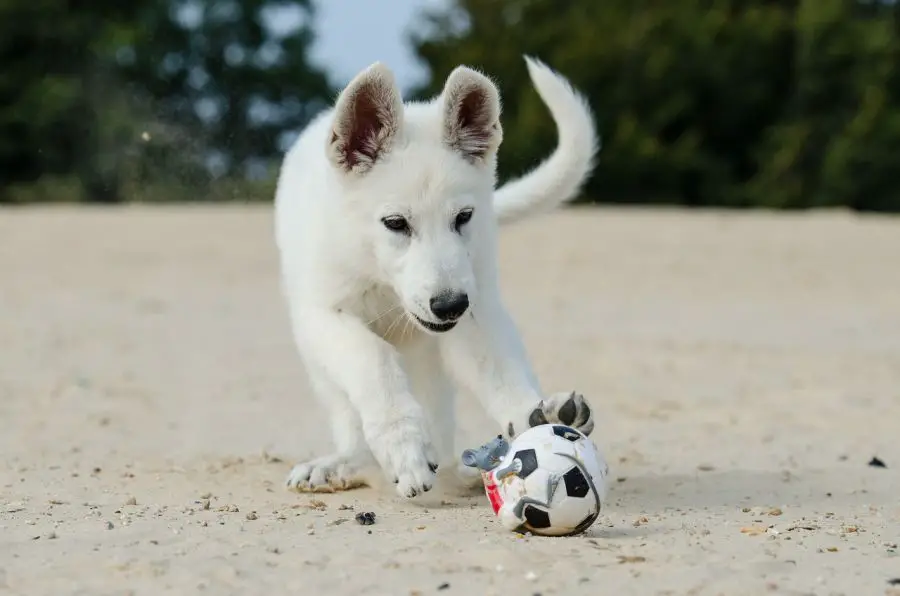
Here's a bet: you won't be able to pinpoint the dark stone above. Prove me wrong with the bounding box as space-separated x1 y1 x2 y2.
355 511 376 525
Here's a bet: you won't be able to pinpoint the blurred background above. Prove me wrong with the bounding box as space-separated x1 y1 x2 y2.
3 0 900 211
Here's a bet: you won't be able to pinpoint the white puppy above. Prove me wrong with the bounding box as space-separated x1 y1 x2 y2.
274 56 599 498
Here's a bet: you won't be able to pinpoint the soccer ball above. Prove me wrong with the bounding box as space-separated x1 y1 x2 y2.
484 424 609 537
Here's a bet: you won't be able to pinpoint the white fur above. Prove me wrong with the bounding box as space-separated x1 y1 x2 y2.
274 56 599 499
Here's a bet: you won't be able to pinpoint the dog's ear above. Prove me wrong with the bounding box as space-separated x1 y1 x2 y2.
441 66 503 163
327 62 403 175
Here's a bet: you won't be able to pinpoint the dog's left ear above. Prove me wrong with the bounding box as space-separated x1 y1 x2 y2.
441 66 503 163
327 62 404 175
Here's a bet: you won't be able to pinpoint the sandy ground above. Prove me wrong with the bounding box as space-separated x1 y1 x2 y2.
1 205 899 596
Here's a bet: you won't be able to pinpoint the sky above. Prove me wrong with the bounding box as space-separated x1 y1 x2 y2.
306 0 449 93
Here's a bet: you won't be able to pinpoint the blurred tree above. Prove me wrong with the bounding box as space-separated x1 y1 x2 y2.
749 0 900 211
409 0 900 211
0 0 332 203
0 0 145 202
118 0 332 192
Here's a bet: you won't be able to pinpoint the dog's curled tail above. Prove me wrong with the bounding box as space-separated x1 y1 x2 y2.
493 56 599 226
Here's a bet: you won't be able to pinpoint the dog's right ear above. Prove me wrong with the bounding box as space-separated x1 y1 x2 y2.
441 66 503 164
327 62 403 175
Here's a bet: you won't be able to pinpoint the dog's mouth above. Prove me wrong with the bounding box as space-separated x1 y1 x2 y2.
412 315 458 333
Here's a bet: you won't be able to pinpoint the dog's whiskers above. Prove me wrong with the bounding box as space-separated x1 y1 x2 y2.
365 303 404 327
381 306 408 341
399 311 415 341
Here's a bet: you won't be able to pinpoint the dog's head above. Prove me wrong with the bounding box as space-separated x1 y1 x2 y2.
326 62 504 334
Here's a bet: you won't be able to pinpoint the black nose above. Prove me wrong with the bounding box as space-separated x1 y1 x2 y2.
429 291 469 321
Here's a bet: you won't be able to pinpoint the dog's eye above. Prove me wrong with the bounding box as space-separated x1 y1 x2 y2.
381 215 411 235
454 208 474 232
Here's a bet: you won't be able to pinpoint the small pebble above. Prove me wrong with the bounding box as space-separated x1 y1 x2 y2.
869 456 887 468
246 511 258 521
124 497 137 506
355 511 376 526
437 583 450 591
106 521 114 530
308 499 327 511
525 571 538 581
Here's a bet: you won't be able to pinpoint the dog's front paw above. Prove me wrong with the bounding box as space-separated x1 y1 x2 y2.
285 453 369 493
508 391 594 438
368 416 439 499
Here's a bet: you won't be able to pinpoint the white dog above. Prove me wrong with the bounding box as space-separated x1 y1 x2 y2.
274 56 599 499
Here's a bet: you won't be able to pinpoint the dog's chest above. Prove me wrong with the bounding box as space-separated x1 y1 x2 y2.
358 286 421 347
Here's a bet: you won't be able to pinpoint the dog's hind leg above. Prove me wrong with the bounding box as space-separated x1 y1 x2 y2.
285 368 376 492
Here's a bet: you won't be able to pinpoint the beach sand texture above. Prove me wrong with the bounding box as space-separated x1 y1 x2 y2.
1 205 899 595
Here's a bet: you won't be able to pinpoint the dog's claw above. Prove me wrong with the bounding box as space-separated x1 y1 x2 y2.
367 414 439 499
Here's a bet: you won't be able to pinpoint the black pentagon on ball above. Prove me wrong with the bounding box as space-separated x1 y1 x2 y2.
513 449 539 479
552 425 583 442
523 504 552 529
563 466 591 498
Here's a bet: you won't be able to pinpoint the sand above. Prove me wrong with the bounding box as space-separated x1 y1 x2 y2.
1 204 898 596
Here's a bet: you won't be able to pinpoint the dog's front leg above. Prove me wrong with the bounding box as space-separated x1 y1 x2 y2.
295 308 439 498
439 295 594 441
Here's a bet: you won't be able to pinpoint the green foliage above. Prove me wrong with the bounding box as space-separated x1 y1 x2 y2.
0 0 331 203
5 0 900 210
410 0 900 211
